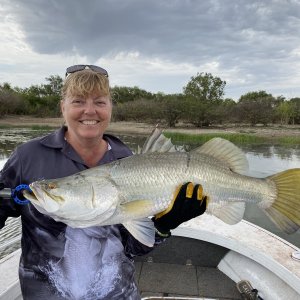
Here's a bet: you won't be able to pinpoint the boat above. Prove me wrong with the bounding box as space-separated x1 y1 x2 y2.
1 214 299 300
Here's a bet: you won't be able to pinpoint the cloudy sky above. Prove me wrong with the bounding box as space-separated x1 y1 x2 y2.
1 0 300 100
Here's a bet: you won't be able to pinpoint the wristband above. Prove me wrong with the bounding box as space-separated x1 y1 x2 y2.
155 227 171 238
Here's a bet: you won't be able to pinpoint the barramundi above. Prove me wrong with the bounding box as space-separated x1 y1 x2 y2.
24 129 300 247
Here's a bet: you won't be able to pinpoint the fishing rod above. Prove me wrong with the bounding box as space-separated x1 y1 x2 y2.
0 184 31 205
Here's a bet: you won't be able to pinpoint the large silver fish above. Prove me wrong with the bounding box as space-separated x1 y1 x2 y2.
24 129 300 246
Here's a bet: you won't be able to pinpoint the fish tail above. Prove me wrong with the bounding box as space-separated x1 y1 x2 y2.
264 168 300 234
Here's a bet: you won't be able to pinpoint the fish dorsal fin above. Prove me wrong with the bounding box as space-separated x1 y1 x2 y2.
140 128 177 154
194 137 248 174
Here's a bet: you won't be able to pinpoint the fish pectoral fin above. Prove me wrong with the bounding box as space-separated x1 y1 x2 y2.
120 200 156 246
193 138 249 174
213 201 246 225
123 218 155 247
121 199 154 217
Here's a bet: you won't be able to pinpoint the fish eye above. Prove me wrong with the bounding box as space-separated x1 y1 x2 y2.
48 183 57 189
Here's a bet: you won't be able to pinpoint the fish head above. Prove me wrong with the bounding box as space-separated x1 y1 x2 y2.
24 172 120 225
26 177 89 213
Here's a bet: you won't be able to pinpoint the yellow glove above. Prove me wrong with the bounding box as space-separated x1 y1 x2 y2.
153 182 207 237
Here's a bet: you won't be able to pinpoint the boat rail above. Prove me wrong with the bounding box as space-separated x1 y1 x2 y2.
1 217 300 299
142 297 216 300
0 235 21 252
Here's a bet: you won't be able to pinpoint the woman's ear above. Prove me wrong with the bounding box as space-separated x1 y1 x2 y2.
60 100 66 125
60 100 65 115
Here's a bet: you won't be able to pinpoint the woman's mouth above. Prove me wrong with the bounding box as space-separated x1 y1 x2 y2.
80 120 99 125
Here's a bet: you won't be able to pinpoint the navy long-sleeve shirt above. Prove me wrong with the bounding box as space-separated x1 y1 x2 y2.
0 127 154 300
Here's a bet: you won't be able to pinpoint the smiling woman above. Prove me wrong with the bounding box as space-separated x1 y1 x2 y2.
0 64 209 300
0 65 152 300
61 69 113 167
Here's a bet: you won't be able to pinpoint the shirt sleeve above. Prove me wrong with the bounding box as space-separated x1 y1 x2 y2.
0 148 23 228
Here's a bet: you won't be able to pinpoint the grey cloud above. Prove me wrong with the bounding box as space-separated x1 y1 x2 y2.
2 0 300 98
4 0 300 62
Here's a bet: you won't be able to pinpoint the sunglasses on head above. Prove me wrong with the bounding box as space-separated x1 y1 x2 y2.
65 65 109 78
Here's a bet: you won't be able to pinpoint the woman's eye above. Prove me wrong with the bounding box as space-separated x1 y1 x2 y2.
72 99 84 105
95 100 106 106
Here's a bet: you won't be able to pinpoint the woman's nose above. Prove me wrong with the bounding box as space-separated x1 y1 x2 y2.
84 102 96 114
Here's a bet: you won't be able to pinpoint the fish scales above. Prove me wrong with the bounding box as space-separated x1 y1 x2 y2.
23 130 300 246
107 151 276 216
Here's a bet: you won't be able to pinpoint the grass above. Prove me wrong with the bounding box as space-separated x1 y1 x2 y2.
29 125 54 130
0 124 11 129
277 136 300 145
0 122 299 145
164 132 300 146
0 124 57 130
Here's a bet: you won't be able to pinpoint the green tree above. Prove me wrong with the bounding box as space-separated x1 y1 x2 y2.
214 98 237 124
275 101 295 124
17 75 63 117
111 86 154 103
113 99 160 122
160 94 185 127
43 75 63 96
237 91 276 125
0 83 24 116
182 72 226 127
113 93 184 126
289 98 300 124
183 72 226 102
182 97 210 127
0 82 13 91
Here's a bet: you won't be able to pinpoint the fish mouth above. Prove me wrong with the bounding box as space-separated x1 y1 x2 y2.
24 183 43 204
25 182 64 204
26 182 63 213
23 189 38 202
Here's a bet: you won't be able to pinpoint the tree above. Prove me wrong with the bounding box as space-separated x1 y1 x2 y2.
182 72 226 127
214 98 237 124
111 86 154 103
182 96 210 127
16 75 63 117
43 75 63 96
237 91 276 125
0 82 12 91
160 94 185 127
183 72 226 102
112 99 160 122
289 98 300 124
275 101 295 124
0 84 24 116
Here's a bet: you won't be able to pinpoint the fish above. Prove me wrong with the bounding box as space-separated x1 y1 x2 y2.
24 128 300 247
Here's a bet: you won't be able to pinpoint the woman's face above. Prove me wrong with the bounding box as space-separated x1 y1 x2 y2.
61 92 112 142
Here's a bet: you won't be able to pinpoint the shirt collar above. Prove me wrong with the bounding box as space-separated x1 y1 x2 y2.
39 126 132 163
39 126 66 149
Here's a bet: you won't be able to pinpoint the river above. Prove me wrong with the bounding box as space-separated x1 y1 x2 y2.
0 128 299 259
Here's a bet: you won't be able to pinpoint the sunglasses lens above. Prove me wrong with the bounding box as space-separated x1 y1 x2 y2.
66 65 86 74
65 65 108 77
89 65 108 76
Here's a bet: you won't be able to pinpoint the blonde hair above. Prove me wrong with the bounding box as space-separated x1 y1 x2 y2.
61 69 110 100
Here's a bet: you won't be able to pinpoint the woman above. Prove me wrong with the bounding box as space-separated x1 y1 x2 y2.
0 65 206 299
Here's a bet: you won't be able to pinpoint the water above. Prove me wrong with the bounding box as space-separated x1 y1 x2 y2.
0 128 299 259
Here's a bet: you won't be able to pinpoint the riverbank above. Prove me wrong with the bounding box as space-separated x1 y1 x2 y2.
0 116 299 138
